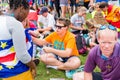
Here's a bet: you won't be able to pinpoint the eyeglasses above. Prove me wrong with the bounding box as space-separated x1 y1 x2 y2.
99 25 117 31
55 25 65 29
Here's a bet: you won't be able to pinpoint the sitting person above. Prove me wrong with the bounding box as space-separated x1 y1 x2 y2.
73 24 119 80
70 6 87 35
37 6 55 37
85 19 100 48
29 18 80 72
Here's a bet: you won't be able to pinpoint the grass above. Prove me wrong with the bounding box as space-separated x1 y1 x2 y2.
34 53 100 80
35 62 72 80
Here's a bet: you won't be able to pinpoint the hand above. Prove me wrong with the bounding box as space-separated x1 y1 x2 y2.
43 47 53 53
30 68 36 79
28 30 39 37
26 60 37 79
89 32 95 38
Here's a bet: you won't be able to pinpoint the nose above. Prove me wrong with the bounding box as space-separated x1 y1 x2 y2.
104 43 109 48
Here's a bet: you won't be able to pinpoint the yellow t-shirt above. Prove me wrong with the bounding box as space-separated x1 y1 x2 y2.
45 31 79 56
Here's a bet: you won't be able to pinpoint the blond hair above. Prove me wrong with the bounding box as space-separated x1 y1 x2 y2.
86 19 100 29
78 6 87 13
98 25 118 40
94 11 108 25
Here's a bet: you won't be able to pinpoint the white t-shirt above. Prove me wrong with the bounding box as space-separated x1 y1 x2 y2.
38 13 55 31
70 13 85 32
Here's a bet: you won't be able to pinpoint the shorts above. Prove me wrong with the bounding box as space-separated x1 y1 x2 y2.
60 4 68 6
92 72 103 80
54 54 77 63
2 70 33 80
70 0 78 7
60 0 68 6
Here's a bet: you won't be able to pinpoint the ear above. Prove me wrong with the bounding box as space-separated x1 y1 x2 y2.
65 26 69 30
97 36 100 44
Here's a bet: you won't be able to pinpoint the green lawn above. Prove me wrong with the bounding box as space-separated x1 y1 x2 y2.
35 54 100 80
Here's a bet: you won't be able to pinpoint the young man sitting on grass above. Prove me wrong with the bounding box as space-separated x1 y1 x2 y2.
29 18 81 77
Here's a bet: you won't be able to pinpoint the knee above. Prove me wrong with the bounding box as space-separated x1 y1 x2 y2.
75 57 81 67
40 54 46 62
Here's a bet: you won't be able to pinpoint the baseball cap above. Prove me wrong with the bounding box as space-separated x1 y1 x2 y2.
39 6 48 14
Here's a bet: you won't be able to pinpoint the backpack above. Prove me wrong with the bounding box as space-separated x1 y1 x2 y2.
75 34 87 54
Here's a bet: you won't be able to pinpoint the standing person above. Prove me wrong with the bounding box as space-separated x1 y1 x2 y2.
70 6 87 35
60 0 69 18
0 0 36 80
54 0 61 17
29 18 80 71
73 24 119 80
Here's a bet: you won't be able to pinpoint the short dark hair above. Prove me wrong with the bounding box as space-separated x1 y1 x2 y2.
9 0 29 10
57 18 70 27
99 1 108 9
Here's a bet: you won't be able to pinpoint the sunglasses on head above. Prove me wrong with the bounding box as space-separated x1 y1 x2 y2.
99 25 117 31
55 25 65 29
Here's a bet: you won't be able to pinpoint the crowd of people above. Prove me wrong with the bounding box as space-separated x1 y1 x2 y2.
0 0 120 80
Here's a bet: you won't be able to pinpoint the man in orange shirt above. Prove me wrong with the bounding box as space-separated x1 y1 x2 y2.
29 18 80 71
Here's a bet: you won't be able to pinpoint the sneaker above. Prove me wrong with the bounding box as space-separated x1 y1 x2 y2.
65 70 76 78
75 65 84 72
65 65 84 78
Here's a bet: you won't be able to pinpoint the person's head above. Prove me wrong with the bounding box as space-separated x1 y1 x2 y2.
86 19 99 32
33 3 38 10
94 11 108 25
55 18 70 36
39 6 48 17
9 0 29 22
99 2 108 12
78 6 87 17
94 2 101 11
97 24 118 56
47 5 54 13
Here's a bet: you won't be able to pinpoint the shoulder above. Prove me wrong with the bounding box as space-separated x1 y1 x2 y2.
47 32 57 37
114 42 120 53
89 45 100 56
48 13 54 18
66 31 75 39
71 14 78 18
6 16 22 27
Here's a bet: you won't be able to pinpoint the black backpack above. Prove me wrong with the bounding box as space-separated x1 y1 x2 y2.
75 34 87 54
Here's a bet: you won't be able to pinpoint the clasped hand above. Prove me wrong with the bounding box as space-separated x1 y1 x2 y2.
43 47 53 53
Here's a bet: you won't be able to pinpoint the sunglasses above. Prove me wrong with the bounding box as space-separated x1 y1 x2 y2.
55 25 65 29
99 25 117 31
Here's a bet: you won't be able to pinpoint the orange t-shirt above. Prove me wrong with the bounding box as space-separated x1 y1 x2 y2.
45 31 79 56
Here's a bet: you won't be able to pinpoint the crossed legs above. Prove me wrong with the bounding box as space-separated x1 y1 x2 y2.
40 53 81 70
